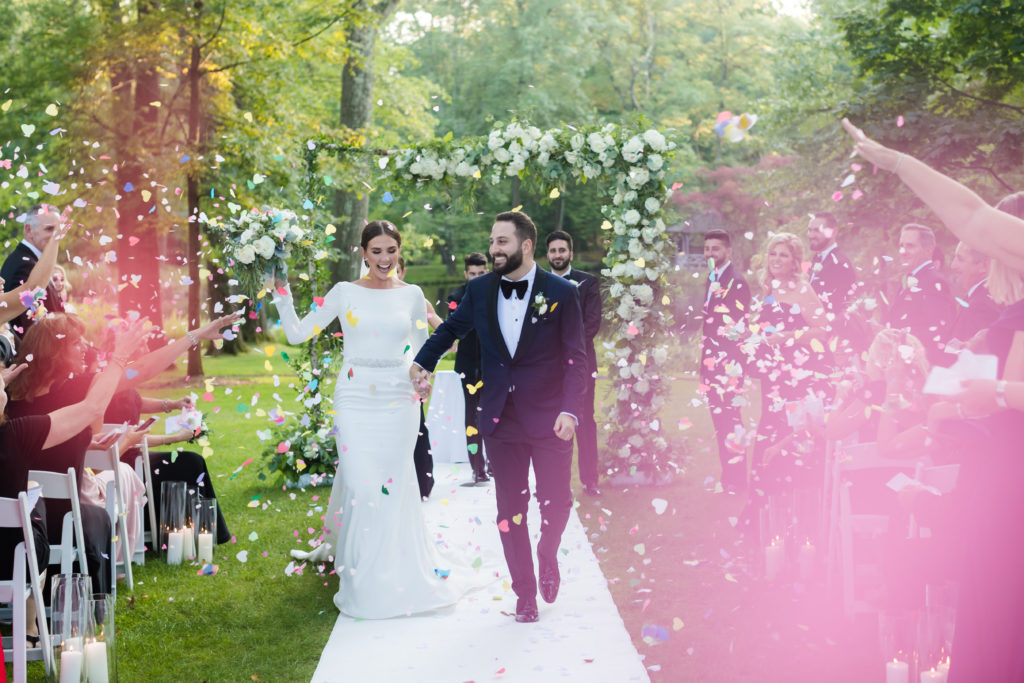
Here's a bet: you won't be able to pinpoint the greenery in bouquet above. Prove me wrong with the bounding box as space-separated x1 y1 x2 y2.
201 207 311 300
179 405 212 444
260 349 341 486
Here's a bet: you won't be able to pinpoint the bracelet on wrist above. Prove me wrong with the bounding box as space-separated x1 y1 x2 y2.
162 398 170 413
186 330 199 347
111 354 130 368
995 380 1009 409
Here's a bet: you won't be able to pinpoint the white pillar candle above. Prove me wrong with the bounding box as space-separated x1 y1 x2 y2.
886 659 909 683
197 532 214 564
798 541 816 582
166 530 184 565
937 657 950 682
181 525 196 559
921 668 944 683
84 641 108 683
59 650 84 683
764 539 785 581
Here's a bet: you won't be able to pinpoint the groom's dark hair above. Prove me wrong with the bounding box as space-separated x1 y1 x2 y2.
496 211 537 247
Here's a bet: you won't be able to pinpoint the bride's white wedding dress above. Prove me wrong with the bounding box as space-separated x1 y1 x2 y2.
275 281 475 618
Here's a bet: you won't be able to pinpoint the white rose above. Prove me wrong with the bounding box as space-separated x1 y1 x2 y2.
409 160 424 175
609 282 625 298
504 122 525 141
587 132 608 154
493 147 511 163
539 133 557 153
505 158 525 176
630 284 654 304
563 150 579 165
455 161 474 177
611 263 627 277
621 136 644 163
613 220 626 235
236 244 257 265
488 132 504 151
653 347 668 364
625 190 638 202
537 152 550 165
508 140 523 155
254 235 276 260
647 154 664 171
623 209 641 225
645 197 661 214
570 133 584 151
627 167 651 189
643 129 667 151
583 164 600 179
272 224 288 240
239 228 254 244
616 302 633 319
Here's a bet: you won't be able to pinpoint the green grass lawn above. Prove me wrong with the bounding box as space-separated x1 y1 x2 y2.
14 349 877 682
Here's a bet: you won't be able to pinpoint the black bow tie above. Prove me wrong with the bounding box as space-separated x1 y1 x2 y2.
500 279 528 299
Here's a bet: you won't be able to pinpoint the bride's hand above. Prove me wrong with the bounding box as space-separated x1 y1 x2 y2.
409 365 432 400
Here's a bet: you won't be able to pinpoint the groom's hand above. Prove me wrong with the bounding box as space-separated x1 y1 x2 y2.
410 364 433 400
553 414 576 441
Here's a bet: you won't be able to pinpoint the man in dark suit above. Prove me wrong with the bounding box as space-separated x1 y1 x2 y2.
545 229 602 496
886 223 956 364
446 252 490 485
948 240 1001 347
700 229 751 493
2 203 66 340
412 211 587 623
806 212 857 314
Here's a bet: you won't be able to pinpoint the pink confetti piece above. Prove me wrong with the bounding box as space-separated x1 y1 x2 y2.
831 191 843 202
897 115 905 127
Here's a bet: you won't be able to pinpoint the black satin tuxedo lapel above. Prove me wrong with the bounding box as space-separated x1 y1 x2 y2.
515 268 547 361
487 273 513 362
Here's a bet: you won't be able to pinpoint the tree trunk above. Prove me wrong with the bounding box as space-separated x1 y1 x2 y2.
331 0 400 284
186 32 204 376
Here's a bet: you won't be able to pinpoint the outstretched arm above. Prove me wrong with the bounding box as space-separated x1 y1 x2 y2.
843 118 1024 271
273 281 343 344
0 221 70 324
413 282 477 373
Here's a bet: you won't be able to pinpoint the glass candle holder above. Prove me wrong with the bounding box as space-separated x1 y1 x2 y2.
52 574 90 683
194 497 218 565
879 609 918 683
159 481 186 565
84 593 116 683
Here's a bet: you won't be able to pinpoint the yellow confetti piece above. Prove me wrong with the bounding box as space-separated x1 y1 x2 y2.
639 353 647 365
325 224 337 235
264 345 275 355
511 205 523 212
243 111 253 123
600 220 612 231
202 446 213 458
141 190 152 202
549 187 560 199
810 338 825 353
635 258 646 268
466 426 479 437
440 498 450 506
149 101 161 108
299 273 310 281
424 237 434 248
466 381 483 395
415 319 428 329
345 311 358 327
512 514 523 525
45 104 58 116
402 211 413 218
673 618 684 631
1 99 11 112
725 573 738 583
264 360 272 371
550 302 558 312
661 295 670 305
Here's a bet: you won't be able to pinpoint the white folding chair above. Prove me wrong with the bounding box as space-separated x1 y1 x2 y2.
103 423 155 565
84 443 134 594
830 442 922 618
0 491 54 682
25 468 88 577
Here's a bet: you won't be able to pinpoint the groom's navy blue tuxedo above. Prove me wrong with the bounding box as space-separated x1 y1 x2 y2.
414 265 588 607
415 268 589 438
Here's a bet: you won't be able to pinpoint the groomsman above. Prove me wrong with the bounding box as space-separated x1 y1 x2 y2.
545 230 602 496
806 212 857 314
948 241 1000 346
447 252 490 485
412 211 588 623
2 203 66 340
700 230 750 493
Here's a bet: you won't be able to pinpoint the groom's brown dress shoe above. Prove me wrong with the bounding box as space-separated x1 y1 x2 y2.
539 558 560 604
515 596 539 623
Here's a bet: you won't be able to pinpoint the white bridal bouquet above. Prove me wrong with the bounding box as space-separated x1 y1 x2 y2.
202 207 305 298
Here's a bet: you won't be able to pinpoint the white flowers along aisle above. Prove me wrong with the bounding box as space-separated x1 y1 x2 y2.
368 120 679 479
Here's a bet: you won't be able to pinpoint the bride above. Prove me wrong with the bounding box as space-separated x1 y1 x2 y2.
274 220 471 618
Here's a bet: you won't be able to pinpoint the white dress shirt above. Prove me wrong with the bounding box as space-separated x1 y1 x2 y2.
497 263 537 357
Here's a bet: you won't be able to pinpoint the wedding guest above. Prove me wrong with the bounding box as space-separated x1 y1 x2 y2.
397 257 437 498
51 264 75 313
700 229 751 493
806 212 857 313
885 224 956 364
447 252 490 486
0 317 148 595
546 230 602 496
0 204 68 340
947 241 1000 349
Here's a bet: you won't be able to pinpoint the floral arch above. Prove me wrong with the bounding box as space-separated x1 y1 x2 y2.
299 120 679 478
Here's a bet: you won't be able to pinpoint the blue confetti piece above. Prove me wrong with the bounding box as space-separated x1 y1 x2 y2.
210 188 215 198
302 199 314 210
434 568 451 579
764 295 775 305
123 182 134 192
181 155 190 163
381 191 394 204
148 205 156 213
955 297 969 308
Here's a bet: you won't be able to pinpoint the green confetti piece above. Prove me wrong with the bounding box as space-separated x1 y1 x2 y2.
467 443 479 454
237 403 248 413
472 557 482 569
404 345 410 353
381 485 389 495
281 351 290 361
248 531 259 542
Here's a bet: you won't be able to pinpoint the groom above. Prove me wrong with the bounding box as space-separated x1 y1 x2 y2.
411 211 588 623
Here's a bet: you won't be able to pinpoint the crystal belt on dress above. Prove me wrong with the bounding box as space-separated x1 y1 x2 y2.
345 357 405 368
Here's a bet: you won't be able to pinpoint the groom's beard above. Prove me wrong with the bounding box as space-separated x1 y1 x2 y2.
491 245 524 276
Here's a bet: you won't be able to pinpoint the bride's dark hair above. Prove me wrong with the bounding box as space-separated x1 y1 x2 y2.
361 220 401 249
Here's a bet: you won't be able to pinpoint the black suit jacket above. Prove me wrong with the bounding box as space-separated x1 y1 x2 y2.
415 268 588 439
0 242 64 339
447 282 482 382
886 262 956 363
561 267 601 374
949 280 1001 343
701 262 751 384
809 245 856 313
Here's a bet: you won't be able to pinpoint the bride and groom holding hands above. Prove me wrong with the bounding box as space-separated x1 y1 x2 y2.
275 210 588 623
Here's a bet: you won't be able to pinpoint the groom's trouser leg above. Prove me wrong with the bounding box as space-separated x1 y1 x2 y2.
486 438 534 599
532 433 573 566
461 380 486 477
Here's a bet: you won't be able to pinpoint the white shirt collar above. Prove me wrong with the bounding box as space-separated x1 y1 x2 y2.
817 243 838 261
968 277 988 298
20 239 42 260
910 259 933 277
710 261 731 280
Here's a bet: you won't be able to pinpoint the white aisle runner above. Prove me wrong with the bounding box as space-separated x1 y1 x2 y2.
311 463 650 683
